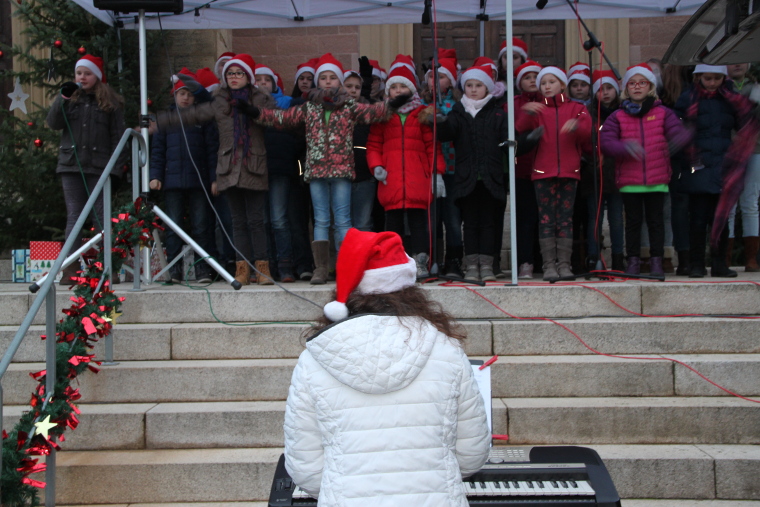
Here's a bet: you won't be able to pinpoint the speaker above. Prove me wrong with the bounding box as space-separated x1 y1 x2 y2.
93 0 183 14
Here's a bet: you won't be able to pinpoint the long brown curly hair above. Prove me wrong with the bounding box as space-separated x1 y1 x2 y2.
70 80 124 112
309 286 467 341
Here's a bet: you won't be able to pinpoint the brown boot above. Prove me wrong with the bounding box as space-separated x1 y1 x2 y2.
662 257 675 274
254 260 274 285
234 260 250 286
745 236 760 272
726 238 734 266
310 240 330 285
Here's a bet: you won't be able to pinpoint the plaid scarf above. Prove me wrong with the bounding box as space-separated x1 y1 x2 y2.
397 92 423 115
230 88 252 165
685 83 760 247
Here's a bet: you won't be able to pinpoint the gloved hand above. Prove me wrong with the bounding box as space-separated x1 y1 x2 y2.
434 173 446 198
235 100 260 119
435 113 447 123
624 139 645 161
526 126 544 142
373 166 388 185
175 73 202 93
358 56 373 82
61 81 79 99
388 93 412 109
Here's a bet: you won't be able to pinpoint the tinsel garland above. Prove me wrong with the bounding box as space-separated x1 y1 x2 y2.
0 197 160 507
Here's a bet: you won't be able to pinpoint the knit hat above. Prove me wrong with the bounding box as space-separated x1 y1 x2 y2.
568 69 591 85
461 64 495 93
75 55 106 84
323 228 417 322
315 53 345 84
386 62 418 94
426 57 458 86
515 60 542 91
195 67 220 92
254 64 278 88
568 61 590 76
294 58 318 82
172 67 196 95
592 69 620 96
693 64 728 76
214 52 235 78
222 54 256 82
622 63 657 89
537 66 568 86
499 38 528 61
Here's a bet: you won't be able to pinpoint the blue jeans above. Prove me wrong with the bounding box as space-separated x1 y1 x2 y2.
310 178 352 245
163 188 214 271
586 192 624 256
269 174 294 265
351 179 376 232
728 153 760 238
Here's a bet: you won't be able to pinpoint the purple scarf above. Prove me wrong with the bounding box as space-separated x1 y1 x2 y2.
230 88 252 164
686 83 760 247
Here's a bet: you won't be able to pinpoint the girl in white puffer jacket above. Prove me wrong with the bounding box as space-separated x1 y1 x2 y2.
284 228 491 507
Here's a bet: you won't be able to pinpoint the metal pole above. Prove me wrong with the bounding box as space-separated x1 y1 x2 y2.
131 139 144 291
44 287 57 507
479 20 486 57
506 0 518 285
29 233 102 292
102 177 117 365
139 10 152 285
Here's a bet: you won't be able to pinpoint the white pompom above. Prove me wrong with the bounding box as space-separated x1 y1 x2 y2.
323 301 349 322
171 75 179 84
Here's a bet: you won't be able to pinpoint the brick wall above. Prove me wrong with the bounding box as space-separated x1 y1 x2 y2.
629 15 690 63
233 26 360 94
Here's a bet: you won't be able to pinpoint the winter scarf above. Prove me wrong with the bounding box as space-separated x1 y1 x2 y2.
230 87 252 164
461 94 494 118
686 83 760 247
620 96 656 117
397 92 424 115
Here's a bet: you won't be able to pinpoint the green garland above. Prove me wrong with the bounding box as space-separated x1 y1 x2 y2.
0 197 159 506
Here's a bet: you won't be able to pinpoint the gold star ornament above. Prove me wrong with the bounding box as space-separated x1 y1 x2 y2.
33 415 58 439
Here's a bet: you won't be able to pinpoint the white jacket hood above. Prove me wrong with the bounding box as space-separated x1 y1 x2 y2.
305 314 437 395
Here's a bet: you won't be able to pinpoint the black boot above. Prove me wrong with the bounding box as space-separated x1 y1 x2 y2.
611 253 625 272
675 250 690 276
444 246 463 278
711 240 737 278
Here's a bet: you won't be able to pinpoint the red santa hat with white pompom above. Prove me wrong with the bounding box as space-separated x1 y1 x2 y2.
323 228 417 322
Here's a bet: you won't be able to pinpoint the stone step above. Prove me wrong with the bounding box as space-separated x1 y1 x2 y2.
58 502 760 507
6 354 759 405
52 445 760 504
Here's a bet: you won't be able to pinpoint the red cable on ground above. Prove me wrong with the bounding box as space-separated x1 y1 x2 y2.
439 280 760 403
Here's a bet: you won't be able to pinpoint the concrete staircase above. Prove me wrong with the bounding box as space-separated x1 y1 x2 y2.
1 278 759 506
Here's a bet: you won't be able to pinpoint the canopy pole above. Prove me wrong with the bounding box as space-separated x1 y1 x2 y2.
505 0 518 286
138 10 151 284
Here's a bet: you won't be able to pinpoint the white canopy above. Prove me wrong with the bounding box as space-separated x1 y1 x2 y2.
73 0 706 29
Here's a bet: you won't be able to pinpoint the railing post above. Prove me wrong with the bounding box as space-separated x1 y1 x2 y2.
45 287 57 507
131 137 144 292
102 176 118 365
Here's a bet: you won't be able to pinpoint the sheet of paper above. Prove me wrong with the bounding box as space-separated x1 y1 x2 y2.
471 362 492 438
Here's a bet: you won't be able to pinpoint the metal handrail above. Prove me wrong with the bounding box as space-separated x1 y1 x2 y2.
0 128 147 507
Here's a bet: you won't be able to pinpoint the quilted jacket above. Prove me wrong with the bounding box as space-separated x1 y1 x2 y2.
284 314 491 507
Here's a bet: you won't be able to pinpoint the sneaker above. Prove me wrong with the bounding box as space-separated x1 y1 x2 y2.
444 258 463 278
518 262 533 279
414 253 430 279
170 269 183 285
299 270 313 281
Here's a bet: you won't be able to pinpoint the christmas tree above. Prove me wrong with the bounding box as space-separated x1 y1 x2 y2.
0 0 164 252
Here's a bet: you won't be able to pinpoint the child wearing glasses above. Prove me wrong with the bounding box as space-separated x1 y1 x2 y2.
600 63 689 277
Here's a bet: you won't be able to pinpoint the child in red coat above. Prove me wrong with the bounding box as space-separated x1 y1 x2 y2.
517 66 592 280
367 61 445 278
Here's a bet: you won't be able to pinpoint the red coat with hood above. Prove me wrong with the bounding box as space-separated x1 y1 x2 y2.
367 105 445 211
516 93 592 181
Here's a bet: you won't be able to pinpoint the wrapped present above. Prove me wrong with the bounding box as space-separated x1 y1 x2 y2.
30 241 63 283
12 249 31 283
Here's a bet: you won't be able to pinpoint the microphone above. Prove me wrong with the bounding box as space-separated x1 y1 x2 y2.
536 0 548 9
421 0 432 25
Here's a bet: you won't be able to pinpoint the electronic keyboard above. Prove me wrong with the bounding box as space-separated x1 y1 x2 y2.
268 446 621 506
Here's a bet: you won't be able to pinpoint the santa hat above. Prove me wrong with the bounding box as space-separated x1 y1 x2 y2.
344 69 362 82
369 59 384 80
499 38 528 61
195 67 220 92
294 58 318 82
425 57 458 86
323 228 417 322
474 56 497 74
214 52 235 78
315 53 345 84
515 60 542 91
386 63 418 94
568 61 591 76
461 64 495 93
254 64 278 87
568 68 591 85
438 48 457 60
693 64 728 76
75 55 106 84
537 66 568 86
389 54 416 74
592 69 620 96
622 63 657 89
172 67 196 95
275 73 285 92
222 54 256 82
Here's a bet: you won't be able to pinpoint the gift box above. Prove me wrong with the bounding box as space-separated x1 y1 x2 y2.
12 249 31 283
30 241 63 283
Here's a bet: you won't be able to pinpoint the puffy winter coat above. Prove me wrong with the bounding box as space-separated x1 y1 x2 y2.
47 92 126 177
515 93 592 181
674 84 737 194
149 106 219 190
284 314 491 507
366 106 445 210
436 98 511 202
513 92 542 180
600 100 689 189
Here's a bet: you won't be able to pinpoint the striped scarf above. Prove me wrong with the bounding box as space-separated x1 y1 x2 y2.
686 83 760 247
